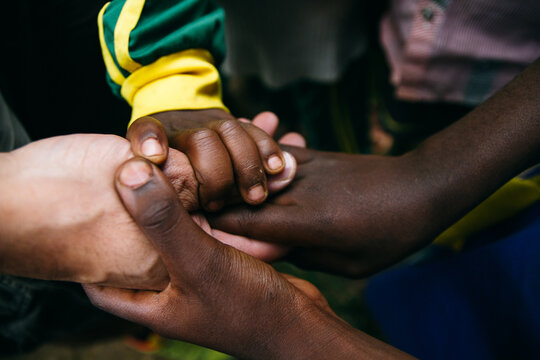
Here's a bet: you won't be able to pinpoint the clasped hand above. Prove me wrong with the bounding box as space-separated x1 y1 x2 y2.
0 113 298 290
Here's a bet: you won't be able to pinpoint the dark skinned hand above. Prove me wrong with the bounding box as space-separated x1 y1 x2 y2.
127 109 286 211
208 59 540 277
84 157 415 360
208 147 436 277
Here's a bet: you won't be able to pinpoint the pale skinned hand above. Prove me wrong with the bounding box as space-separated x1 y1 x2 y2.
0 131 298 288
0 134 187 289
128 109 287 210
84 157 414 360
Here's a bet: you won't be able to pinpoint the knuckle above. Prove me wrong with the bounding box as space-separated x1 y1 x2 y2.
239 162 265 182
215 119 241 137
138 197 179 236
198 169 235 193
256 137 278 153
185 128 220 148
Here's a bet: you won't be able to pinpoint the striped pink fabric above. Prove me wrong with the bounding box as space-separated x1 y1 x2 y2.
381 0 540 105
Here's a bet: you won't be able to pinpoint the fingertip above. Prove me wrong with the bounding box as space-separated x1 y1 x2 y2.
116 157 154 190
141 137 164 157
268 151 297 193
127 116 169 165
266 153 285 174
252 111 279 136
278 132 306 148
246 183 268 204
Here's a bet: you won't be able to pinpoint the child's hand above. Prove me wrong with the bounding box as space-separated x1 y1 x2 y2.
127 109 286 211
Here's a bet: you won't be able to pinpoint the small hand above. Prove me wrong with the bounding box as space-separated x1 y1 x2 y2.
128 109 287 210
0 134 197 289
127 114 304 262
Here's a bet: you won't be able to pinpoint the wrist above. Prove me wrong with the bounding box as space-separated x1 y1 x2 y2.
150 108 233 133
263 299 410 360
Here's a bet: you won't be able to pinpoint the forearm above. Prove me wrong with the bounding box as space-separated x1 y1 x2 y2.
407 58 540 241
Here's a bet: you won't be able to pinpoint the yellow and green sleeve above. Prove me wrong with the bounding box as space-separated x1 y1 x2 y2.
98 0 227 125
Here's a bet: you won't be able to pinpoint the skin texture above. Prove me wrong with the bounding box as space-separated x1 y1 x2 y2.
0 130 298 288
208 59 540 277
84 158 416 360
131 109 286 210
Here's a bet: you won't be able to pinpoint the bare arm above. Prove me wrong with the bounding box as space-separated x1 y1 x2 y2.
208 59 540 276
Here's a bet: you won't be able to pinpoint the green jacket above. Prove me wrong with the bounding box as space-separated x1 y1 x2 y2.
98 0 227 124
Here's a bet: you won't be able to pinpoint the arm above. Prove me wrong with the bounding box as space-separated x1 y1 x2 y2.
85 157 415 360
99 1 285 209
208 58 540 276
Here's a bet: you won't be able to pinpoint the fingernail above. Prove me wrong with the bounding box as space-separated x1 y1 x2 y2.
206 200 224 212
277 152 295 181
268 152 297 192
267 155 283 171
248 184 266 203
141 137 163 157
118 160 153 189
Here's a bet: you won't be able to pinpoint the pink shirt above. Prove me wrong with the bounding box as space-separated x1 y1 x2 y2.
381 0 540 105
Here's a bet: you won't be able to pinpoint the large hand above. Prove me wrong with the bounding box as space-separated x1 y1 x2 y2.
208 147 433 276
84 157 414 360
128 109 287 210
0 134 199 289
208 58 540 277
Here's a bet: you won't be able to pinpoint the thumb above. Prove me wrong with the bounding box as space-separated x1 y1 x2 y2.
126 116 169 165
115 157 223 281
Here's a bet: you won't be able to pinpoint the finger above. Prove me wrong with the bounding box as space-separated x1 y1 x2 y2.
191 212 289 261
207 202 306 246
267 151 297 193
240 122 285 174
115 157 225 280
127 117 169 165
173 129 235 211
211 228 289 262
83 284 158 327
279 132 307 148
211 119 268 205
251 111 279 137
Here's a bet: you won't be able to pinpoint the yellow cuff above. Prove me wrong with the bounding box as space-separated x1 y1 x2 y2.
122 49 228 126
